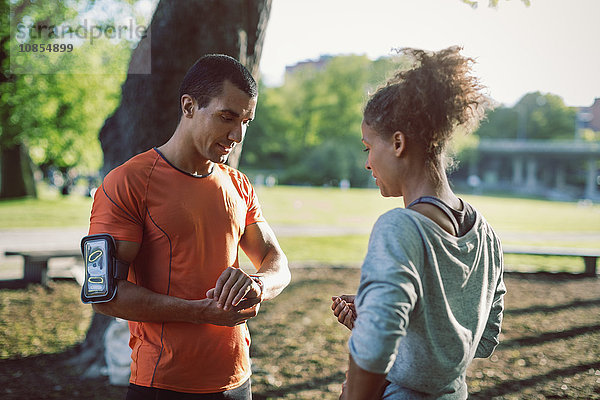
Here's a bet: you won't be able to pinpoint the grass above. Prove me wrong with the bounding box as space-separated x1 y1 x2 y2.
255 186 600 235
254 186 600 273
3 184 598 234
274 235 367 266
1 185 599 273
459 194 600 234
1 271 599 399
0 186 93 228
256 186 398 229
1 185 599 398
0 282 93 358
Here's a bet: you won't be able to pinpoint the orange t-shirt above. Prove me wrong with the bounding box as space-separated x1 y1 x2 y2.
89 148 265 393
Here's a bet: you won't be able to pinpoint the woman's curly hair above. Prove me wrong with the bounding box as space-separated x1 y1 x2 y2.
364 46 489 171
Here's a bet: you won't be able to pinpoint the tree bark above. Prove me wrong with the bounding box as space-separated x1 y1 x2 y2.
0 143 37 199
0 10 37 200
75 0 272 380
99 0 271 174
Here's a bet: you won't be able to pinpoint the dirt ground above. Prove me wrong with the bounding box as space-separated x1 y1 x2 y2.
466 272 600 399
0 268 599 399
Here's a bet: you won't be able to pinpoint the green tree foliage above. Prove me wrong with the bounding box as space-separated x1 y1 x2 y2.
0 0 77 197
1 0 141 197
475 92 576 140
7 42 128 174
474 106 518 139
241 55 403 187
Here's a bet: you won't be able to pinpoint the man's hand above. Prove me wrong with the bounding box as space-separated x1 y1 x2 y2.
92 279 260 327
332 295 356 330
195 296 260 327
206 267 262 311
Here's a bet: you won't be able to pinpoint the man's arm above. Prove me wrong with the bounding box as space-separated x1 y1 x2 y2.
241 221 290 300
210 221 290 310
92 240 258 327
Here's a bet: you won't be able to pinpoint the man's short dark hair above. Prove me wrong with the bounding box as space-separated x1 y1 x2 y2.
179 54 257 111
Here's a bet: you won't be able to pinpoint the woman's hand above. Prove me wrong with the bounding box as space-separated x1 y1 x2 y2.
331 295 356 330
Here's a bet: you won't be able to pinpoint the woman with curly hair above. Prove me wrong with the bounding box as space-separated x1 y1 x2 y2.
331 46 506 399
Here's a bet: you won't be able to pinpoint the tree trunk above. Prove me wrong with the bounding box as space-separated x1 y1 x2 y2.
0 20 37 200
74 0 272 380
0 143 37 199
99 0 271 174
65 313 113 376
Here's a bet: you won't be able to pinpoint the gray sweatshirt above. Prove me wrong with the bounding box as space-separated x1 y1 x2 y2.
348 207 505 399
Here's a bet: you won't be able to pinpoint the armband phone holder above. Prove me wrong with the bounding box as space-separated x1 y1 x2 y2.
80 234 129 304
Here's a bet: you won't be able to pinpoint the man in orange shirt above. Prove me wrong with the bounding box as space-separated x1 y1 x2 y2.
88 54 290 399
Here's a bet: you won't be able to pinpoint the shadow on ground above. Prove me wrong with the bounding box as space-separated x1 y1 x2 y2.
1 269 599 399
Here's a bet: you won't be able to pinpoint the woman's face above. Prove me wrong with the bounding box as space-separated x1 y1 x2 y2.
361 120 402 197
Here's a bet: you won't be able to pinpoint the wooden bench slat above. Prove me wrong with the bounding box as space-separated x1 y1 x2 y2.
502 246 599 276
5 250 82 258
502 246 600 258
4 250 82 286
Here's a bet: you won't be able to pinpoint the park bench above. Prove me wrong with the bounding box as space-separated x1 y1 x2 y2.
4 249 82 286
502 246 600 277
2 246 597 286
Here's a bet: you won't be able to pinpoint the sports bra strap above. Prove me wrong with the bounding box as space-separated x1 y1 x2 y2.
407 196 460 235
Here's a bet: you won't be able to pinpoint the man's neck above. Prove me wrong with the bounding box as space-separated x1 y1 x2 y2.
157 136 213 176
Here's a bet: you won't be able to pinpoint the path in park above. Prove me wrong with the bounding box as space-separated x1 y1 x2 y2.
1 226 599 280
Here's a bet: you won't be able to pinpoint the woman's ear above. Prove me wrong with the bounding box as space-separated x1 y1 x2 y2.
392 131 407 157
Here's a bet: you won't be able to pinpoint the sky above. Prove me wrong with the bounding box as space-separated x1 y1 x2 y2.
259 0 600 107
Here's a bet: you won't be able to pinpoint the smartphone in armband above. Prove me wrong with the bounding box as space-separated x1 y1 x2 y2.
80 234 129 304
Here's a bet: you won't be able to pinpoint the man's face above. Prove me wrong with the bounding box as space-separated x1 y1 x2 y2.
190 80 257 165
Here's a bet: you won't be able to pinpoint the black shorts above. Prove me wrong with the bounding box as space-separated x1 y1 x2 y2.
125 379 251 400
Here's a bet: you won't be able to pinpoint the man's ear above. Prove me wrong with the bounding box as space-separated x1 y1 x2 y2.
181 95 195 118
392 131 407 157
